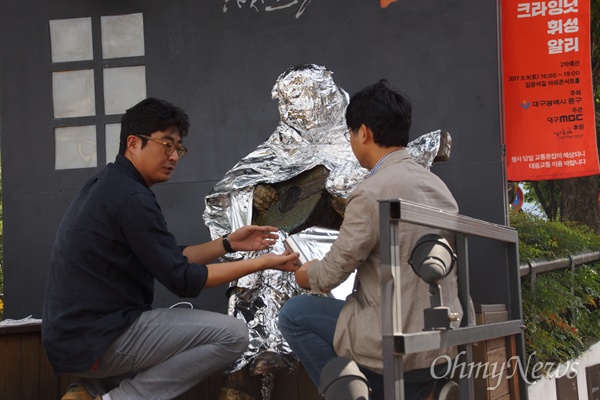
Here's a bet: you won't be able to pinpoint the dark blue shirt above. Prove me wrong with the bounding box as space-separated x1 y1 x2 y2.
42 155 208 373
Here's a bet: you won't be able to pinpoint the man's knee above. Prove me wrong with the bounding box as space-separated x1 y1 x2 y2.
278 295 304 331
320 357 370 400
227 317 250 355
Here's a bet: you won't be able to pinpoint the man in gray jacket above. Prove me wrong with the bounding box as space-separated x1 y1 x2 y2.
279 80 462 400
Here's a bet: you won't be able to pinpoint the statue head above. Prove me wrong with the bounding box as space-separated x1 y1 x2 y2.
271 64 348 135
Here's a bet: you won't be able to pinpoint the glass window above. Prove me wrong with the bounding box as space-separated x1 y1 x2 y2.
105 123 121 163
49 17 93 62
49 13 146 169
101 13 145 59
52 69 96 118
103 66 146 115
55 125 97 170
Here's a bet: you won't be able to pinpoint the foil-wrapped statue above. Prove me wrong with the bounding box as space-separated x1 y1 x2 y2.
203 64 450 399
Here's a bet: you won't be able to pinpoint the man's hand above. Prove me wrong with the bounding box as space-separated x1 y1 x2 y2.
204 249 299 288
294 261 313 289
258 250 300 272
228 225 280 252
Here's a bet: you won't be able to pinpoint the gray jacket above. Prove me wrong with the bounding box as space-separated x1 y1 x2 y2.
307 148 462 374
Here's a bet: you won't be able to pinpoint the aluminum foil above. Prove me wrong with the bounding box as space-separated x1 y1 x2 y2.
284 227 355 300
284 227 338 264
202 64 450 377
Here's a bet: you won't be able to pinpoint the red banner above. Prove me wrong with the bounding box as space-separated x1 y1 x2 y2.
502 0 599 181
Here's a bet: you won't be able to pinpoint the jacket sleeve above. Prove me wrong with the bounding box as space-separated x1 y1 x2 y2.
307 186 379 294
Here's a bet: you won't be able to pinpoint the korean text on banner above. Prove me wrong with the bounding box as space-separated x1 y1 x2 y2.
502 0 599 181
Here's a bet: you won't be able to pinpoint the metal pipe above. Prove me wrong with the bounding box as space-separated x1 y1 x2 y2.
519 251 600 277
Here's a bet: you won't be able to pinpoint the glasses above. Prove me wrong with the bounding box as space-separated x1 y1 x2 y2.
136 134 188 159
344 129 353 142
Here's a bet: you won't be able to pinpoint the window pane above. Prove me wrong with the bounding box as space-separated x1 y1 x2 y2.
49 17 93 62
55 125 97 170
103 66 146 115
101 13 145 59
52 69 96 118
105 123 121 163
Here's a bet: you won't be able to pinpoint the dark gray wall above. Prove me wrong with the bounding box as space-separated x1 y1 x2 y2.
0 0 508 319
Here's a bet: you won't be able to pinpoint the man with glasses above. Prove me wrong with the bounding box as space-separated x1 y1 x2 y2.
42 97 299 400
279 80 462 400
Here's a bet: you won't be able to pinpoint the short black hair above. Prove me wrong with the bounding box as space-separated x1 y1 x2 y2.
118 98 190 155
345 79 412 147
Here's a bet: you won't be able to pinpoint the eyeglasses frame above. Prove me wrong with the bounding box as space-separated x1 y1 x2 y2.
135 134 188 159
344 128 354 142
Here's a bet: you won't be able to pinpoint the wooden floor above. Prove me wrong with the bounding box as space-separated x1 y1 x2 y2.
0 323 320 400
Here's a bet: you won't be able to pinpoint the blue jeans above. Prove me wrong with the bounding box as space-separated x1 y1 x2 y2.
279 295 435 400
73 307 249 400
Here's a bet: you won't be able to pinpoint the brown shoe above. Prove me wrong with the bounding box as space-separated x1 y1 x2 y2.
61 384 101 400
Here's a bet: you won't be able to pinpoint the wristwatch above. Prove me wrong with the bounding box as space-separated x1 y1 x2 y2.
222 233 235 253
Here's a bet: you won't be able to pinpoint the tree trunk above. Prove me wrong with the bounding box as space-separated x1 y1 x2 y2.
531 181 560 220
558 1 600 232
561 176 600 233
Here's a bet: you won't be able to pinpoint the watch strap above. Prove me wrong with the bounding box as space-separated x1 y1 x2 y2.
222 234 235 253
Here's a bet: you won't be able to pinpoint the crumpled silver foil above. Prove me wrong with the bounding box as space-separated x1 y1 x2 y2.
202 64 449 379
283 227 338 264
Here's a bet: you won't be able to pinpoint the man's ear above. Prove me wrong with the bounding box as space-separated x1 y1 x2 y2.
359 125 373 144
126 135 141 154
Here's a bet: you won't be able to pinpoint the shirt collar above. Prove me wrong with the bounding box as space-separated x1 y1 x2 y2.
367 149 402 178
115 154 149 187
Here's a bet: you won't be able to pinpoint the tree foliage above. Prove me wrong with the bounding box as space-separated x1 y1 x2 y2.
511 210 600 377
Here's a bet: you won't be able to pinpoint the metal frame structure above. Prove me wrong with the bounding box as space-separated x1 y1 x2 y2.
379 199 528 399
